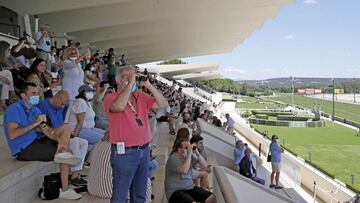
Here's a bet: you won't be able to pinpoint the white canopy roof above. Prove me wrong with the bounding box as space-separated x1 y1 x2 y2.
2 0 293 64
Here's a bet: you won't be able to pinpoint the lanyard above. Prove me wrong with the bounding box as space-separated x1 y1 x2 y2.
127 95 139 118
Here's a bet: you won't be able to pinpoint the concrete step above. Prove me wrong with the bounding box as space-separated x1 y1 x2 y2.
0 147 58 203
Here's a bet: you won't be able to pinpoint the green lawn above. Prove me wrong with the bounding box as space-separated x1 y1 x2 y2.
237 96 286 109
252 122 360 191
273 94 360 123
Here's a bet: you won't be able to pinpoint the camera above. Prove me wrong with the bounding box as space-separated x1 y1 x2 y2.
192 146 197 150
136 76 148 82
40 116 53 127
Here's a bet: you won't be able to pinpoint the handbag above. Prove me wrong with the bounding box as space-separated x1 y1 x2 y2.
38 173 61 200
267 143 272 162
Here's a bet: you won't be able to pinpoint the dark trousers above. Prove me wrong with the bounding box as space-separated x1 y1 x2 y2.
16 137 57 162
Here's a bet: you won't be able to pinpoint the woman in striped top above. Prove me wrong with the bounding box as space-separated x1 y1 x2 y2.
88 131 152 202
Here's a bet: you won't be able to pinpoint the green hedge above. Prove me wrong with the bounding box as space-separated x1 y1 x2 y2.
251 110 292 116
256 114 269 119
249 118 325 128
277 115 312 121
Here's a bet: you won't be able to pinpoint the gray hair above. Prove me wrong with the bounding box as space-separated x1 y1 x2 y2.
40 24 50 31
115 66 136 84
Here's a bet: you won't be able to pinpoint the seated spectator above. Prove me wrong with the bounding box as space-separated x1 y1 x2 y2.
94 81 113 130
234 140 245 166
156 105 175 135
26 58 53 100
84 63 99 87
190 136 211 189
0 41 16 111
165 139 216 203
239 148 265 185
37 90 89 186
68 85 104 145
88 131 152 202
3 83 82 199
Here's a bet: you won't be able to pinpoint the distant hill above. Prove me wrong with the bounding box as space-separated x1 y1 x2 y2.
237 77 358 89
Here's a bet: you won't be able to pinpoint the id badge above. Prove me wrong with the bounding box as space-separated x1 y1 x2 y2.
116 142 125 154
135 118 144 126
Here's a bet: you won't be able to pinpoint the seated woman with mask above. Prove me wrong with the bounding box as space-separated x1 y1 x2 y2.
68 85 104 145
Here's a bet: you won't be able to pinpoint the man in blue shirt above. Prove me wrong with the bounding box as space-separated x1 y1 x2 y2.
37 90 89 187
3 83 82 200
269 135 284 189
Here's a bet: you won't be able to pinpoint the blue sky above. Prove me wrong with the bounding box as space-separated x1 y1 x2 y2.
183 0 360 80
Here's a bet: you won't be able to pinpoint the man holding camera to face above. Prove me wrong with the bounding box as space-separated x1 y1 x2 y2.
104 66 168 203
35 24 54 71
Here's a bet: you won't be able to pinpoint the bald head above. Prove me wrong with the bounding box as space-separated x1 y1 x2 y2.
50 90 69 109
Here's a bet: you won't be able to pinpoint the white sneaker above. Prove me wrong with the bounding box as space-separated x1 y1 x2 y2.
59 188 82 200
54 152 81 166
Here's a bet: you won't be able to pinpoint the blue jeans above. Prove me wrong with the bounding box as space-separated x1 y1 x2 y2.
79 128 104 145
110 145 150 203
95 116 108 130
149 159 159 179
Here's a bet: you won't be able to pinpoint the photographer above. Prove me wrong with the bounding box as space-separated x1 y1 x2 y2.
94 81 113 130
190 136 211 189
35 24 54 71
165 139 216 203
104 66 168 203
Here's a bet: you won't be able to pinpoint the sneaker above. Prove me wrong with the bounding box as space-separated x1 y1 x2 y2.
54 152 81 166
275 185 283 189
70 177 88 187
269 184 276 188
59 188 82 200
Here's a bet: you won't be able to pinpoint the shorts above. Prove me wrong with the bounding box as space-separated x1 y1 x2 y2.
271 162 281 173
169 187 212 203
16 137 57 162
156 116 168 122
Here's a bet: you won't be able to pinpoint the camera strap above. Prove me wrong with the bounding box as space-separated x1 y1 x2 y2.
127 95 143 126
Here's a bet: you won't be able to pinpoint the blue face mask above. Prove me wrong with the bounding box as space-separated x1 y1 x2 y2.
28 95 40 105
131 83 137 93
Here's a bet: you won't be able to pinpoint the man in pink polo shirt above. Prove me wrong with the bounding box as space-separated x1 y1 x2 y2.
104 66 168 203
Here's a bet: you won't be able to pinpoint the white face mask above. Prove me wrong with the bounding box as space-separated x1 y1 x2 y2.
70 57 77 61
85 92 94 100
275 139 279 143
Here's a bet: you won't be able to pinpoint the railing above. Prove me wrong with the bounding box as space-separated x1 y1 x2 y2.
0 23 21 38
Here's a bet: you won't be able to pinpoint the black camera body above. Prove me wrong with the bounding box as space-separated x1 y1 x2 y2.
136 76 148 82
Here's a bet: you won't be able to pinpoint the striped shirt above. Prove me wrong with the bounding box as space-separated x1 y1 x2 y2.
88 141 152 202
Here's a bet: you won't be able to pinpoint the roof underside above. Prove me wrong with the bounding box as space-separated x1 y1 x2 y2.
2 0 293 64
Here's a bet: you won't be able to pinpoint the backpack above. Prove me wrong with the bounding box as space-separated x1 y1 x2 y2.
38 173 61 200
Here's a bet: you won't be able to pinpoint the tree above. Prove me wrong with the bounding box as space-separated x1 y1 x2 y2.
159 59 187 65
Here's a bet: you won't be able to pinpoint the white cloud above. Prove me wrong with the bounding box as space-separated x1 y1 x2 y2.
303 0 318 4
284 34 295 40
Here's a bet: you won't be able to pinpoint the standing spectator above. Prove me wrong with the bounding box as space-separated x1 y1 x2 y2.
35 24 54 70
0 41 16 111
225 113 235 133
120 54 127 66
269 135 284 189
68 85 104 145
62 47 84 122
143 68 148 76
107 54 118 88
239 148 265 185
26 58 53 100
3 83 82 199
234 140 245 165
104 66 168 203
93 81 112 129
165 139 216 203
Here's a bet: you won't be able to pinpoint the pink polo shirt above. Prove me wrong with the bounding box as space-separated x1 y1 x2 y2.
104 91 156 146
